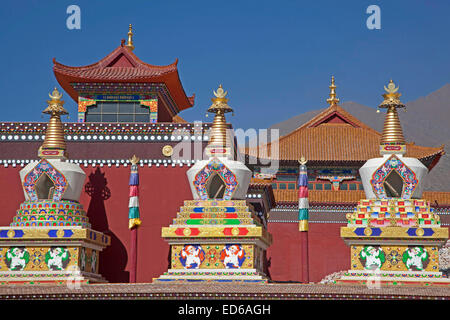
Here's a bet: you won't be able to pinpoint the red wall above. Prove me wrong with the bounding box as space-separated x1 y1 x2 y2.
267 223 350 283
0 165 350 283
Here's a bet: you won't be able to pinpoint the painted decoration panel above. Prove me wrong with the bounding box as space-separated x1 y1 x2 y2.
350 245 439 272
171 244 254 269
0 247 79 272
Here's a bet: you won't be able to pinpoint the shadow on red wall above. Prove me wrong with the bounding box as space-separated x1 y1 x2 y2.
84 168 129 282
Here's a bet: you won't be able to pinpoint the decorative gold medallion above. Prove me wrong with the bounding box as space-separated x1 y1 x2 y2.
416 228 425 237
183 228 192 236
7 230 15 238
363 228 372 236
231 227 240 236
56 229 65 238
162 145 173 157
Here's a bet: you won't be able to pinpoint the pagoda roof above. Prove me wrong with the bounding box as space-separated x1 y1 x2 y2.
245 104 445 169
53 43 195 112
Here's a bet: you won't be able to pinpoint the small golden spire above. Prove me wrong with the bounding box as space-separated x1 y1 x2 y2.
126 24 135 51
129 154 140 165
378 80 406 145
206 85 234 152
326 76 340 106
298 156 308 166
39 88 69 159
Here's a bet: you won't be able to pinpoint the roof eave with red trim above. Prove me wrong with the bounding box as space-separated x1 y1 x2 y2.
52 45 194 112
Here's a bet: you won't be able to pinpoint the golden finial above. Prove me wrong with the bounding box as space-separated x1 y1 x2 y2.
298 156 307 165
39 88 69 159
207 84 234 114
129 154 140 165
378 80 406 146
43 88 68 116
126 24 134 51
326 76 340 106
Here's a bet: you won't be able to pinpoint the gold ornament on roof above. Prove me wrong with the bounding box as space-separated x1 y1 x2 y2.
378 80 406 145
326 76 340 106
126 24 135 51
298 156 308 165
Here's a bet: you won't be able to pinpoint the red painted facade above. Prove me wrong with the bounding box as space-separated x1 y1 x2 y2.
0 164 350 283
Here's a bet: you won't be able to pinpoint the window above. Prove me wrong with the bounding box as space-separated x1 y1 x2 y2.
279 183 287 190
277 175 296 181
308 183 313 190
315 183 323 190
271 183 277 190
324 183 332 190
85 101 150 123
288 183 295 190
349 184 357 190
341 184 348 190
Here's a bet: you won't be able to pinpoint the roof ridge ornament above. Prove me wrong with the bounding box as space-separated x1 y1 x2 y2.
326 76 340 106
126 24 135 51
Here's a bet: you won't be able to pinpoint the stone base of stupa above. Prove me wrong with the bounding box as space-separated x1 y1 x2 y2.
0 226 110 285
334 270 450 287
153 199 272 283
337 198 450 287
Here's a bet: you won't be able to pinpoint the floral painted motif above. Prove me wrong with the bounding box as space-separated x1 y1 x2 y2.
370 155 418 199
23 159 67 202
193 158 238 200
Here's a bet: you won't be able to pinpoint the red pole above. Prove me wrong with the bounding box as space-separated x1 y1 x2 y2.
130 227 138 283
301 231 309 283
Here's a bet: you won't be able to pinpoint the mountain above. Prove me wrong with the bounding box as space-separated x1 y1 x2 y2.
268 84 450 191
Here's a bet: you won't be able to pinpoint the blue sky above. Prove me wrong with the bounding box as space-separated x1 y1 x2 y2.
0 0 449 131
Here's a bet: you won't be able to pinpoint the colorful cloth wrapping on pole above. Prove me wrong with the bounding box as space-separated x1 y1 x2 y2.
298 164 309 231
128 163 142 229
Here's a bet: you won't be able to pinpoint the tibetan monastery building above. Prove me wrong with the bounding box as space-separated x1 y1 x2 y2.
0 27 448 284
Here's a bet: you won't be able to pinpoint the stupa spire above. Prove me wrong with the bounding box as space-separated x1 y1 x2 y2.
326 76 340 106
39 88 68 159
126 24 135 51
378 80 406 149
206 85 234 157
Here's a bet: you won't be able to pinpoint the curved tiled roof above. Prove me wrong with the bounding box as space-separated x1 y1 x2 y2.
53 44 194 112
245 105 445 165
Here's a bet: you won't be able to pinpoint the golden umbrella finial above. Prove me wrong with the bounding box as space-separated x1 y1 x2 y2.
326 76 340 106
126 24 135 51
378 80 406 146
39 88 69 159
